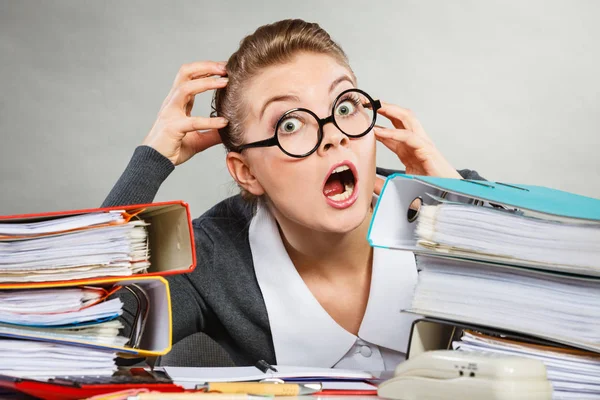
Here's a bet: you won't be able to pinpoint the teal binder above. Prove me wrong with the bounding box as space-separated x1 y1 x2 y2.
411 175 600 221
368 173 600 276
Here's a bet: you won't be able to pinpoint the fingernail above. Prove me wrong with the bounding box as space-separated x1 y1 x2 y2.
217 77 229 83
216 117 228 123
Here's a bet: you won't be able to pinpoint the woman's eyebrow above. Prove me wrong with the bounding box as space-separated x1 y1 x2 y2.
258 75 354 120
329 75 355 93
259 94 300 120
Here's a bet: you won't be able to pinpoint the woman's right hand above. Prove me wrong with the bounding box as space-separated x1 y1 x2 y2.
142 61 229 166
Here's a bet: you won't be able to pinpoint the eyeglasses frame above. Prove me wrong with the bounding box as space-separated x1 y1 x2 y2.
235 88 382 158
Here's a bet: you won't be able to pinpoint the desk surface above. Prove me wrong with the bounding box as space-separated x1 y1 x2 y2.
288 397 382 400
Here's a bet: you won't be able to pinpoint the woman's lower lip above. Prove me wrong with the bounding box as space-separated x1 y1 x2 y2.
324 184 359 209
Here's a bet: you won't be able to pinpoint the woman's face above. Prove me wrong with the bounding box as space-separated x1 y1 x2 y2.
241 52 377 233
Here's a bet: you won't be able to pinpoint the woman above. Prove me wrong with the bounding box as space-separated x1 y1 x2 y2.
104 19 482 370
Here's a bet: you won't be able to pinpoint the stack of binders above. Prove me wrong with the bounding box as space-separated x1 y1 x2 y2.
369 174 600 400
0 201 197 379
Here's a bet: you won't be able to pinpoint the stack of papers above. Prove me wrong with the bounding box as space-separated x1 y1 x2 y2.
369 175 600 398
0 211 150 283
416 203 600 276
0 287 109 313
410 256 600 352
0 289 122 326
0 205 182 379
0 319 127 346
0 287 128 378
0 339 117 378
453 331 600 400
0 212 125 236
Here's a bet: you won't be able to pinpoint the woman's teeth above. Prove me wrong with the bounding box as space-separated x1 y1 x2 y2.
332 165 350 174
327 180 355 201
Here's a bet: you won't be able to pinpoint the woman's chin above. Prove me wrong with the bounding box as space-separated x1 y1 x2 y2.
273 188 373 235
318 199 372 234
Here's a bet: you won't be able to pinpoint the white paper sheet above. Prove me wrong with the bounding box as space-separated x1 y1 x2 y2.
0 211 125 236
0 297 123 326
0 219 149 282
0 319 128 346
0 339 117 378
416 203 600 272
411 256 600 351
164 365 374 383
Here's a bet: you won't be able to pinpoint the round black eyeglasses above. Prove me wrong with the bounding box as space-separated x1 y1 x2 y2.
235 88 381 158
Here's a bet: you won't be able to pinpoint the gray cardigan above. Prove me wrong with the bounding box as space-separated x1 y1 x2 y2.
102 145 484 366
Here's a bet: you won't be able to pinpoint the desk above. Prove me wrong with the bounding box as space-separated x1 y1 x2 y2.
126 396 383 400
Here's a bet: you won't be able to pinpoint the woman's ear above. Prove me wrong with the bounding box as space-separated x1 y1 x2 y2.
226 152 265 196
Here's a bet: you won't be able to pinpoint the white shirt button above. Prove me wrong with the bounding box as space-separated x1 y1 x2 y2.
360 345 373 358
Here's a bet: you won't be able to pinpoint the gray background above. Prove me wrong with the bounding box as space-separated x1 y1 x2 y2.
1 0 599 216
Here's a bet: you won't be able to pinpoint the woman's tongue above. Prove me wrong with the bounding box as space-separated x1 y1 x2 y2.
323 176 344 197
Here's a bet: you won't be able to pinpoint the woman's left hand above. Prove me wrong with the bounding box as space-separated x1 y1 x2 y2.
373 102 461 194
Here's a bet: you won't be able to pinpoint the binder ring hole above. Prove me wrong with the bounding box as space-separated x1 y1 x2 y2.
407 197 422 223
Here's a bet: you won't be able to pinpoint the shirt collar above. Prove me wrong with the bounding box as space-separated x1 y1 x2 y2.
249 201 419 367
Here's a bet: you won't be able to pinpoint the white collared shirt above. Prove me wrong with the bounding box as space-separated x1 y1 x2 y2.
249 202 420 371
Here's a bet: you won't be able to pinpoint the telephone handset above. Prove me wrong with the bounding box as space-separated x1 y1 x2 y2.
377 350 552 400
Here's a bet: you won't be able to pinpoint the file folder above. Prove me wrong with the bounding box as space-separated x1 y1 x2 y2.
406 317 597 359
0 276 173 357
0 200 196 286
367 173 600 276
375 173 600 222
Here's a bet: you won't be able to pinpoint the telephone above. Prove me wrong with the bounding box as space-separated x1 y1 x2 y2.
377 350 552 400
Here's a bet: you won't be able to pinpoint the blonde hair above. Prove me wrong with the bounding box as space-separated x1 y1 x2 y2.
211 19 353 201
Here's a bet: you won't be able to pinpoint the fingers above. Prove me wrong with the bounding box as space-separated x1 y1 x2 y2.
374 177 385 196
182 128 223 154
185 96 195 117
174 116 229 133
172 61 227 88
374 126 413 143
376 135 402 155
374 126 425 158
160 61 228 114
143 62 229 165
175 129 223 163
165 76 229 111
377 102 426 136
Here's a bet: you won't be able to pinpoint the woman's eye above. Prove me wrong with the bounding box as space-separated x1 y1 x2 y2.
278 117 302 134
335 100 356 116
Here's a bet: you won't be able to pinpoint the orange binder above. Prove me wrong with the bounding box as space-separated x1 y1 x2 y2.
0 276 173 357
0 200 197 287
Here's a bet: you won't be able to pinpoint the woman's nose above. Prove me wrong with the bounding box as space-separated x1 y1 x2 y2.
318 122 349 154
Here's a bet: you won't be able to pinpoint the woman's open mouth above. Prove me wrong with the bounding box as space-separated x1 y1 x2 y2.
322 161 359 209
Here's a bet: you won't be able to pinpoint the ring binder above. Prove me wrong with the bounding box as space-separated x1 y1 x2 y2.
0 276 173 357
123 284 150 349
0 201 197 286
